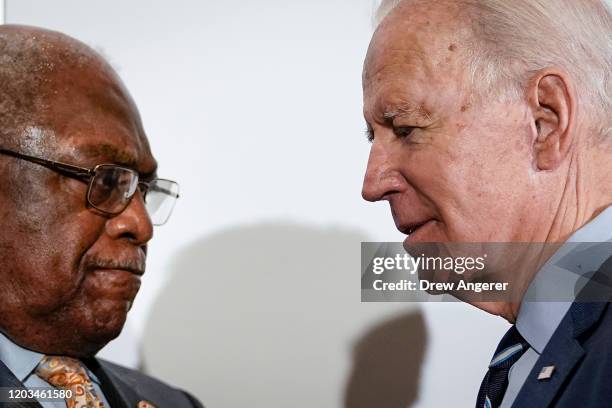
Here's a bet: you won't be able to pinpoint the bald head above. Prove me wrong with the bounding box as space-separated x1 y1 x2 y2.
0 25 143 154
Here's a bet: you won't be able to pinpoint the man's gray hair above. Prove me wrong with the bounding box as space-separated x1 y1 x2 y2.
374 0 612 139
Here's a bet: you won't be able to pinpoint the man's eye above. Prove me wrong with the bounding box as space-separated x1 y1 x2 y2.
393 126 416 140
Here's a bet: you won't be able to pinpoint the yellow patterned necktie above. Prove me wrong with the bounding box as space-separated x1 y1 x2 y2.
35 355 105 408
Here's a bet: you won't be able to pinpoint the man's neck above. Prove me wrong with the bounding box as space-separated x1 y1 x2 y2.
550 142 612 240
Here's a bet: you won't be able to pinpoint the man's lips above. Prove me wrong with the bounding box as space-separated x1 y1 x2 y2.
85 255 146 276
93 266 144 276
88 268 142 304
398 219 435 236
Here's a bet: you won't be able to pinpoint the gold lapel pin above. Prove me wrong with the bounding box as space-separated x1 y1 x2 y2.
537 365 556 380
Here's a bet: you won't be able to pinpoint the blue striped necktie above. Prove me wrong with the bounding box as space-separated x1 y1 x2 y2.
476 326 528 408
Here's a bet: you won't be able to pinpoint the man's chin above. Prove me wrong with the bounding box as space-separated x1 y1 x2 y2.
74 303 131 354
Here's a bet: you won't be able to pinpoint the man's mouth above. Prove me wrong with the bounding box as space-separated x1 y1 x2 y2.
85 256 146 276
88 268 143 302
399 220 434 236
93 266 144 276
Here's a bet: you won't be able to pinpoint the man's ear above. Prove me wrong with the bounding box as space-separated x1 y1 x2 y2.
527 68 576 171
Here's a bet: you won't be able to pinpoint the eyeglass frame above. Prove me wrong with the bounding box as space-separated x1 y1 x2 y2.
0 147 179 222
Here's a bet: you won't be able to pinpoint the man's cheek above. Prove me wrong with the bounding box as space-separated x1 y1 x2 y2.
20 274 82 314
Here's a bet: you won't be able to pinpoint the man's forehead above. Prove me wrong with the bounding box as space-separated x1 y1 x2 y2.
363 31 441 115
363 3 475 123
364 0 471 85
364 43 430 89
46 102 156 173
41 62 156 174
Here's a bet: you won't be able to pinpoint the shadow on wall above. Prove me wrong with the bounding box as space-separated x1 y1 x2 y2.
142 222 427 408
344 312 427 408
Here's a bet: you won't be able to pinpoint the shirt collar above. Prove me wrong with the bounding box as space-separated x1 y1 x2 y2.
0 331 103 385
0 331 44 382
516 206 612 354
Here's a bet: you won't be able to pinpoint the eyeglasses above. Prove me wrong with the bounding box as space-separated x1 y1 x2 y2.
0 148 180 226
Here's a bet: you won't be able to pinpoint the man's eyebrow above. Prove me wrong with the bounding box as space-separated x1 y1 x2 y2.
383 103 432 121
77 143 138 167
75 143 158 177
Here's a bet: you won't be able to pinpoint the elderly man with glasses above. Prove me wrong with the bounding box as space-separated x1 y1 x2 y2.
0 25 201 408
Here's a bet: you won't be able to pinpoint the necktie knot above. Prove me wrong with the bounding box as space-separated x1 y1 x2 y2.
488 342 528 370
36 356 91 388
35 356 105 408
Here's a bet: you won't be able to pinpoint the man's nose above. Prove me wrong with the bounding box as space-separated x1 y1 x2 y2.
362 141 403 202
105 191 154 245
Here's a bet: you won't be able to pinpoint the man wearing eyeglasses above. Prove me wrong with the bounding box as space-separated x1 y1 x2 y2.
0 25 201 408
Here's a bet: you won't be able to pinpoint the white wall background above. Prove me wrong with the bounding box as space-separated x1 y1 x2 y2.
6 1 509 407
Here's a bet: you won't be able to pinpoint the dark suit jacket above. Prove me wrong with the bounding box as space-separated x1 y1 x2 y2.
513 255 612 407
0 357 204 408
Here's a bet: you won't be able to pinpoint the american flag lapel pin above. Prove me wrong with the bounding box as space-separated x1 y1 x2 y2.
537 365 556 380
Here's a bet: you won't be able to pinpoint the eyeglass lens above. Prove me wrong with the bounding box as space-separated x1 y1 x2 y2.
87 165 179 225
88 165 139 214
144 179 180 226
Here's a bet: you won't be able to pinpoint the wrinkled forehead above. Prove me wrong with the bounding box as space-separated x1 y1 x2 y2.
362 1 475 120
363 0 472 91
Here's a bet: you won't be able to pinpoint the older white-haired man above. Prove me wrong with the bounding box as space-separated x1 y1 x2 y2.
362 0 612 407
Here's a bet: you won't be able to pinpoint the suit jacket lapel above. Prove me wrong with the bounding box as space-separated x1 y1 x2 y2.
0 359 43 408
512 253 612 407
85 358 142 408
512 301 609 407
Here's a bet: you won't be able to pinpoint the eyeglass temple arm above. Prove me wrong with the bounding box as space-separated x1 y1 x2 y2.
0 148 93 180
139 182 180 198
